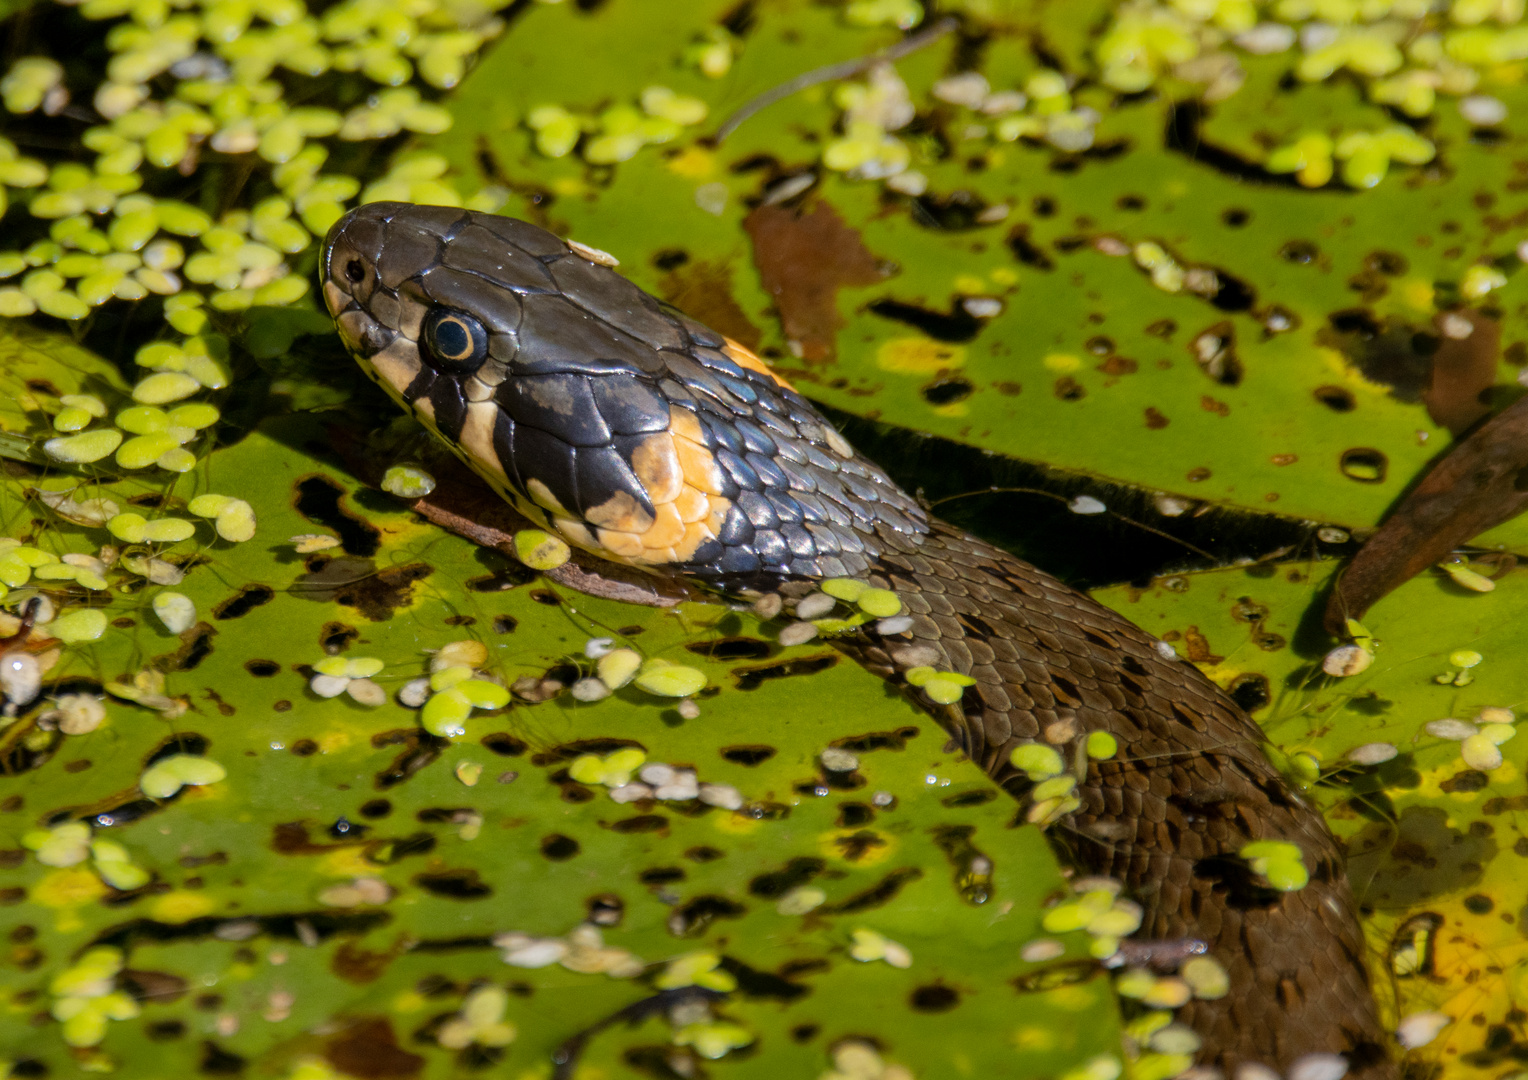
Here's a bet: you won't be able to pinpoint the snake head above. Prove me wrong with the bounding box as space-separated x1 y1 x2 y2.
321 202 925 581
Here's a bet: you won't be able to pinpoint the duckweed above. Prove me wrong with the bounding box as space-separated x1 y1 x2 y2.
140 753 227 798
1240 839 1309 891
512 528 570 570
633 657 707 697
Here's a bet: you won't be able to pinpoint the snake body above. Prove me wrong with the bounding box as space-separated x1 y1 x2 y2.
320 202 1392 1079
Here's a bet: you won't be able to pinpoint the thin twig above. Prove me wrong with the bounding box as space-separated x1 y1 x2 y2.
713 16 958 143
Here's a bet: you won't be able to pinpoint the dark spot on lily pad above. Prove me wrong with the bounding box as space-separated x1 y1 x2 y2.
299 560 433 622
652 248 689 270
921 377 974 406
832 830 887 861
199 1041 245 1075
910 983 960 1012
147 1020 187 1040
667 895 746 937
1222 208 1250 227
244 659 279 677
749 857 825 898
1053 376 1085 400
332 940 392 983
942 789 997 807
371 729 447 790
720 745 776 766
1280 240 1319 264
791 1024 820 1043
1006 225 1054 270
413 869 492 899
640 866 686 885
214 586 274 620
909 189 992 231
1229 673 1271 712
686 637 772 661
832 727 920 753
145 733 210 767
540 834 579 860
359 799 392 819
467 564 536 592
685 846 724 862
1441 769 1491 793
868 298 982 343
295 475 381 557
290 739 318 757
480 733 527 756
320 622 359 652
821 868 923 914
1367 250 1409 275
838 802 874 826
610 815 667 834
731 653 837 690
532 738 644 765
720 956 809 1001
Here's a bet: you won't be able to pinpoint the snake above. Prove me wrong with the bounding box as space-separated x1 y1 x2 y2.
319 202 1392 1080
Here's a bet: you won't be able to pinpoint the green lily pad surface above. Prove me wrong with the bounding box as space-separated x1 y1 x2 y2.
427 0 1528 546
11 0 1528 1077
1096 560 1528 1079
0 369 1117 1077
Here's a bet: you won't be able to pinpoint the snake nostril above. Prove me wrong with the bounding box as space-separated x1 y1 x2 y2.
345 259 365 284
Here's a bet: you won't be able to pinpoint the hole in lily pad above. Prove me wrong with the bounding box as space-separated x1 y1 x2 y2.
1314 385 1356 412
1339 448 1389 484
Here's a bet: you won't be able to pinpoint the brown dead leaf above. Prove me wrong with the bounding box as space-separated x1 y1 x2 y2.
745 198 890 364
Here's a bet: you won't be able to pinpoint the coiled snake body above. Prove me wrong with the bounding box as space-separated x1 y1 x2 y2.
321 203 1391 1079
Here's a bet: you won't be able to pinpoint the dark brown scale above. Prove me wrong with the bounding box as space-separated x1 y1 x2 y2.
320 204 1395 1079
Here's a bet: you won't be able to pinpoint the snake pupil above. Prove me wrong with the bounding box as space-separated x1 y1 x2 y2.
434 318 470 358
421 308 488 374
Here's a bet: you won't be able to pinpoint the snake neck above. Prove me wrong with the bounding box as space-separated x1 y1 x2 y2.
790 518 1395 1080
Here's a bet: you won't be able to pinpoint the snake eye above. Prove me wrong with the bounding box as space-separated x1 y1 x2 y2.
421 309 489 375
